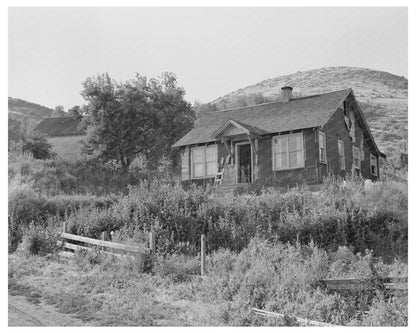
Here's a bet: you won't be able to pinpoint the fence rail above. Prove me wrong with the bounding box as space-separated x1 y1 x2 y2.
59 222 155 264
61 232 147 254
251 308 340 327
321 277 408 291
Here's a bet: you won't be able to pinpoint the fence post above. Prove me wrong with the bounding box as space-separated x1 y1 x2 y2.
63 222 67 233
149 231 156 270
201 234 206 276
101 231 106 251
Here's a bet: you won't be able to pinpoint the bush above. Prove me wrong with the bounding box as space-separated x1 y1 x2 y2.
8 174 118 252
22 132 55 160
154 254 200 282
61 176 407 262
18 220 61 256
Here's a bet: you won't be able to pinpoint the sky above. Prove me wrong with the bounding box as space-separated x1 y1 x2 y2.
8 7 408 110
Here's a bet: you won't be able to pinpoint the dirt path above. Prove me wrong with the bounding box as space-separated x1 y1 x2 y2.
8 294 93 326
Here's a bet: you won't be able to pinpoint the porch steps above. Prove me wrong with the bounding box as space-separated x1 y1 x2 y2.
214 184 237 196
214 183 251 196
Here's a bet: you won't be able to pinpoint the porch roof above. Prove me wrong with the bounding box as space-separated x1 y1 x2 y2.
212 119 269 139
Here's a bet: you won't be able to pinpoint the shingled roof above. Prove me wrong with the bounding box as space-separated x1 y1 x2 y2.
173 88 352 148
35 117 85 137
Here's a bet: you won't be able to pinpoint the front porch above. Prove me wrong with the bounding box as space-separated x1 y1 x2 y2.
211 119 266 195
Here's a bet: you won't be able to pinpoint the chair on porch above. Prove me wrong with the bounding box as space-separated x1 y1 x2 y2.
214 157 225 187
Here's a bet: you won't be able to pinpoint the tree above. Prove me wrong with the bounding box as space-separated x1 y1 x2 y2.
52 105 67 118
193 101 218 116
81 72 195 172
68 105 82 118
22 132 55 160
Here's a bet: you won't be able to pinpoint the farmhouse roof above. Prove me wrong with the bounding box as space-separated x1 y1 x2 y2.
35 117 85 137
173 88 352 148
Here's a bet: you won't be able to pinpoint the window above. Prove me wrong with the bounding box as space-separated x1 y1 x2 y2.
353 146 361 170
349 114 356 143
181 148 190 180
338 140 345 170
272 132 304 170
191 145 218 178
319 132 327 163
370 154 378 176
205 145 217 176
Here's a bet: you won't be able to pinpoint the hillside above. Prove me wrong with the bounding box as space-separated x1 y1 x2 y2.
8 97 54 120
8 97 55 139
210 67 408 156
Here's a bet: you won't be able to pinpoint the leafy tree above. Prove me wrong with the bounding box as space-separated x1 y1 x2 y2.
193 101 218 116
52 105 66 118
81 72 195 172
22 132 55 160
68 105 82 118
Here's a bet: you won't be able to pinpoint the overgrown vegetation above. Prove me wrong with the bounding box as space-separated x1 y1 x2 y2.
8 145 407 326
9 237 407 326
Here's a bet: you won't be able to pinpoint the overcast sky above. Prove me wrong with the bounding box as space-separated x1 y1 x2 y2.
8 7 408 110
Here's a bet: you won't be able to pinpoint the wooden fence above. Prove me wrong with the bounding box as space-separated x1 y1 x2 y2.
59 226 408 290
59 222 155 264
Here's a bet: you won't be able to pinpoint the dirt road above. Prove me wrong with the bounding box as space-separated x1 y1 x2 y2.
8 294 92 326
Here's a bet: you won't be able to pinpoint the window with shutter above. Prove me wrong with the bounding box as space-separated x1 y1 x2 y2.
370 154 378 176
353 146 361 170
338 140 345 170
319 132 327 163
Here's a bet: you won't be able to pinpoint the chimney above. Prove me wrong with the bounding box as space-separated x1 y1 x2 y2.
281 86 293 102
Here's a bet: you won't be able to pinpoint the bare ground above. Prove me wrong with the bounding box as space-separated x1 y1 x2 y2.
8 294 93 326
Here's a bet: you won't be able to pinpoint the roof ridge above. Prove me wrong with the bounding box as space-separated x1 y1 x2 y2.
210 88 352 113
290 88 352 101
42 116 78 120
211 100 283 113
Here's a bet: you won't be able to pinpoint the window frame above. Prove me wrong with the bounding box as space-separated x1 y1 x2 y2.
370 153 378 176
353 146 361 170
191 144 218 179
272 132 305 171
338 140 345 170
319 131 327 164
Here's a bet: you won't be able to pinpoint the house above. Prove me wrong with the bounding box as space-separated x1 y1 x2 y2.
172 87 385 193
35 113 85 160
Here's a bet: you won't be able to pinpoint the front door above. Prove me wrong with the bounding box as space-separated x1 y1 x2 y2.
237 143 252 183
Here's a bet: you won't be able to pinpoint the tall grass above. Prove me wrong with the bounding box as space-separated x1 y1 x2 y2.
8 149 407 262
59 175 407 262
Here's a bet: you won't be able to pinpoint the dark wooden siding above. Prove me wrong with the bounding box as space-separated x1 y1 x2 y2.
321 96 379 181
256 129 318 188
